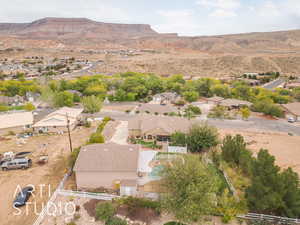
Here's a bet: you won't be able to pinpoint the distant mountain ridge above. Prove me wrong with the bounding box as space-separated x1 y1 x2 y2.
0 17 161 40
1 17 300 76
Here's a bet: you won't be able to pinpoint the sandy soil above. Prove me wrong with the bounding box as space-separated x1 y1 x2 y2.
220 129 300 174
0 125 95 225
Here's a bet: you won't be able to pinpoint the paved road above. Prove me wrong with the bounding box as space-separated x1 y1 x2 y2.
263 78 286 89
89 111 300 136
54 61 102 80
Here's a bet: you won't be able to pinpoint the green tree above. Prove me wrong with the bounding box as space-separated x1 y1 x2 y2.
183 91 199 102
81 95 102 113
251 100 284 118
186 123 219 153
161 154 220 223
54 91 74 107
221 134 253 174
240 107 250 120
170 131 187 147
246 149 283 214
211 84 231 98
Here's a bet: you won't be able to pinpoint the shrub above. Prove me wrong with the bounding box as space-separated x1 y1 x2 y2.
24 102 36 111
185 105 202 115
82 95 102 113
208 105 230 119
95 202 116 221
7 130 16 136
117 196 161 214
105 217 127 225
89 133 104 144
69 147 81 168
0 105 9 112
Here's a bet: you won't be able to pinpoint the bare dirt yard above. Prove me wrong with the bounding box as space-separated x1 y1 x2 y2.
220 129 300 174
0 125 95 225
40 196 245 225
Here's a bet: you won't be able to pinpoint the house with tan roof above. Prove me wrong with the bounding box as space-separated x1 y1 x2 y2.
33 107 83 133
74 143 140 195
151 92 180 105
204 96 224 104
220 98 252 109
136 103 179 115
0 111 33 135
282 102 300 121
128 116 191 142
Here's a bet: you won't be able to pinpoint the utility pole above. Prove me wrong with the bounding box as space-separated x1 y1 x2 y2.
66 113 73 153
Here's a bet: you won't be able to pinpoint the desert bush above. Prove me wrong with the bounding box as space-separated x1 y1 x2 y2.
89 133 104 144
105 216 127 225
95 202 116 221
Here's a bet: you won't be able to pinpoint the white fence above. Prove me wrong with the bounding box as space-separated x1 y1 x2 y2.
32 172 121 225
32 172 70 225
238 213 300 224
58 190 120 201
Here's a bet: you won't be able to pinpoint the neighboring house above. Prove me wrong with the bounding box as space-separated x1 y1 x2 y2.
74 143 140 194
129 116 191 142
152 92 180 105
136 103 179 115
282 103 300 121
204 96 224 105
0 111 33 135
33 107 83 133
285 82 300 89
220 99 252 109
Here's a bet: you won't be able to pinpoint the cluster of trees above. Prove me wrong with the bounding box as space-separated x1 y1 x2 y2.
170 123 219 152
0 80 40 96
1 72 299 118
221 134 300 218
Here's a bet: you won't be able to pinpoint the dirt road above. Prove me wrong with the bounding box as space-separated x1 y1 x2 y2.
0 126 95 225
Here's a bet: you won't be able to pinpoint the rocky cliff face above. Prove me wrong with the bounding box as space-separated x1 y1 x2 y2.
0 17 159 39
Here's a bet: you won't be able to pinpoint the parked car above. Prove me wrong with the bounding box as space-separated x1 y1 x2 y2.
1 158 32 171
288 117 296 123
13 186 34 207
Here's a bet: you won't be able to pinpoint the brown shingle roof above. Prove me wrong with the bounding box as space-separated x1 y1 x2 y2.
220 99 252 107
137 104 178 114
74 143 140 172
128 115 191 135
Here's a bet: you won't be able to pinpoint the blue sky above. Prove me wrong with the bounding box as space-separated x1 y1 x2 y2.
1 0 300 36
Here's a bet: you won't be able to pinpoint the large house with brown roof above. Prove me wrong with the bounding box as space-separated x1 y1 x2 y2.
136 103 179 115
282 103 300 121
128 116 191 142
74 143 140 194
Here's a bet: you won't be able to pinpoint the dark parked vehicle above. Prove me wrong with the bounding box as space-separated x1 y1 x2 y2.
13 186 34 207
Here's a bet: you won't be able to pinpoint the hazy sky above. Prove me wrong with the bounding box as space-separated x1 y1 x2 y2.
0 0 300 36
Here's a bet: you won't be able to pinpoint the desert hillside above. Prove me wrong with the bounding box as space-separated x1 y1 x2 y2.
1 17 300 76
